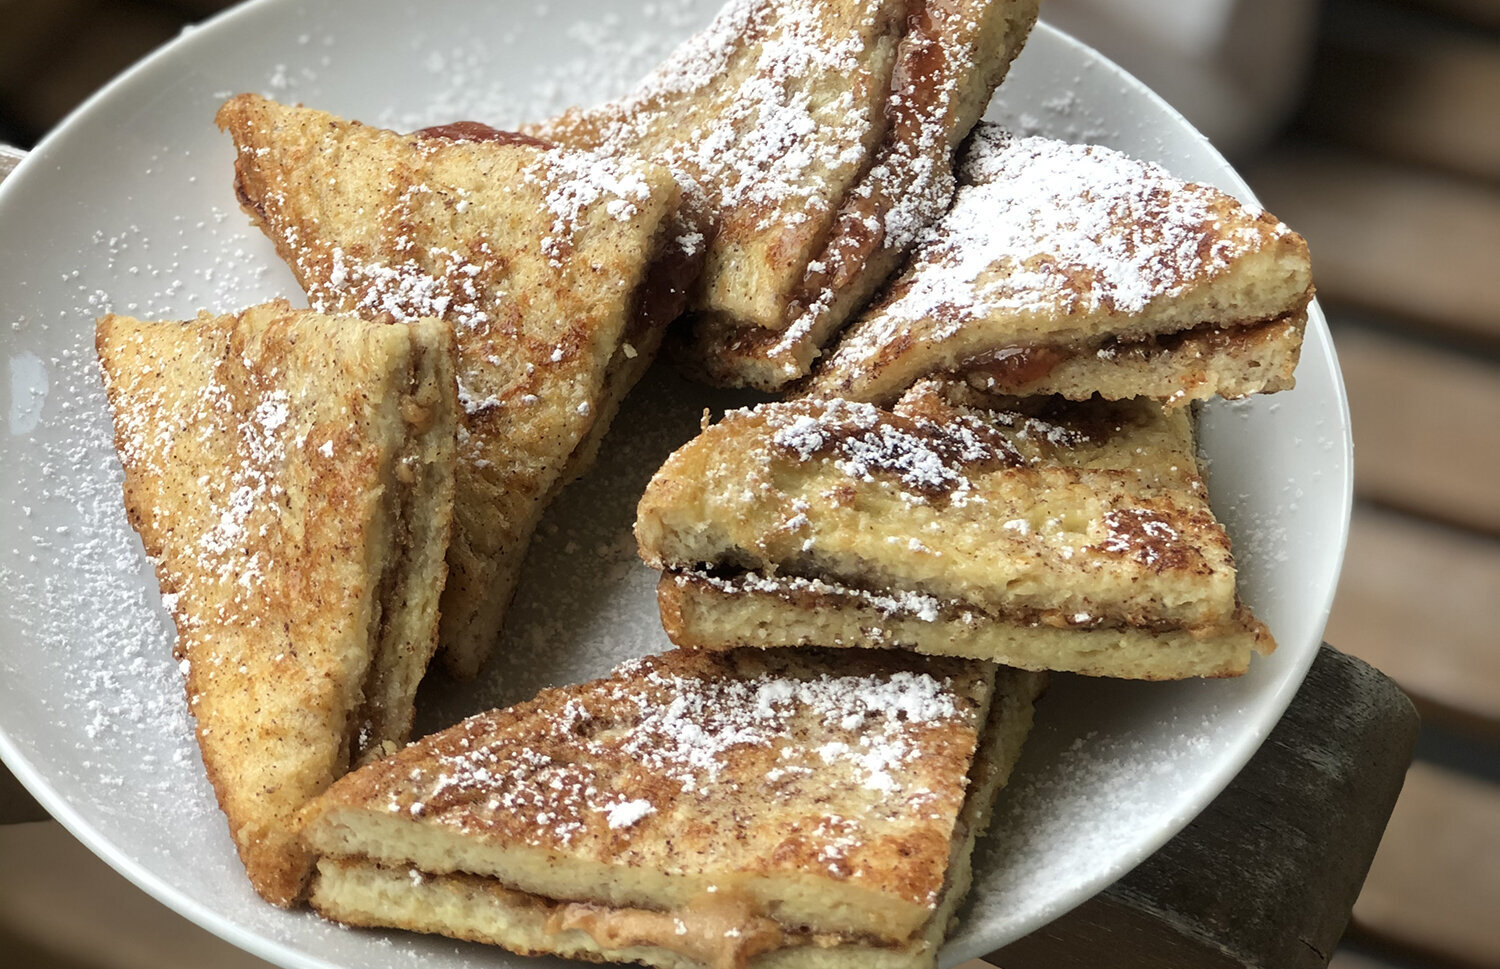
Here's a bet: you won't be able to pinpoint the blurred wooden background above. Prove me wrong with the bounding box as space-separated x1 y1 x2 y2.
1 1 1496 968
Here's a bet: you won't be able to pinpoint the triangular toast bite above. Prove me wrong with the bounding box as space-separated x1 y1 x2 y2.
528 0 908 335
96 300 457 906
301 647 1046 969
679 0 1040 390
806 126 1314 406
216 94 692 679
636 382 1273 679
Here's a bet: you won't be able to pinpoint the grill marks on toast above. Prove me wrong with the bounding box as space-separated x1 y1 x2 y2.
96 301 457 905
216 94 688 678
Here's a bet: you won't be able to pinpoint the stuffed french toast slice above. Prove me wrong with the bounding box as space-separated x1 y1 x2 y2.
301 646 1045 969
807 125 1313 407
678 0 1041 390
217 94 694 679
637 380 1273 679
97 300 457 905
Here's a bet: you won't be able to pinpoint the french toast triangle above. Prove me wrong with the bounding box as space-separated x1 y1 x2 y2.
216 94 693 680
636 381 1275 680
96 300 458 906
806 125 1315 407
300 647 1046 969
527 0 912 335
678 0 1041 390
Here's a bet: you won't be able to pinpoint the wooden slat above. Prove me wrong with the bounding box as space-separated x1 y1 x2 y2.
1332 325 1500 534
5 1 180 137
1351 761 1500 969
988 647 1418 969
0 822 275 969
1248 151 1500 343
1328 505 1500 737
1303 34 1500 183
1393 0 1500 29
1327 949 1410 969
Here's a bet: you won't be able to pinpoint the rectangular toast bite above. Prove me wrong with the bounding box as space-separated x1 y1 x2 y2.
96 300 457 905
636 381 1273 679
676 0 1041 390
216 94 693 678
806 126 1313 407
301 647 1045 969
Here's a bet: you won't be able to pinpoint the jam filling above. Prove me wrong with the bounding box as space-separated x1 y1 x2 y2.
413 121 553 149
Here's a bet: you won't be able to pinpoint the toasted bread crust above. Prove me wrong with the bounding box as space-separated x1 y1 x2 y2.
97 301 456 905
529 0 907 331
216 94 687 678
303 648 1016 941
307 664 1043 969
635 390 1273 677
304 651 1045 969
807 127 1313 405
673 0 1041 389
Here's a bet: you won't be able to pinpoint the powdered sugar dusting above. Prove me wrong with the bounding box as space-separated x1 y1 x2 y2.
537 0 891 234
764 398 1018 503
771 0 993 362
284 141 655 327
684 569 945 623
828 128 1286 371
603 797 656 829
317 244 491 330
105 345 293 613
391 650 976 855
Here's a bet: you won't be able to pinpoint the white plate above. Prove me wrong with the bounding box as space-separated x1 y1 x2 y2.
0 2 1351 967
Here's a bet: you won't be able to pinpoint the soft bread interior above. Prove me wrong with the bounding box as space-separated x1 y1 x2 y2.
351 320 458 764
657 570 1269 680
308 667 1047 969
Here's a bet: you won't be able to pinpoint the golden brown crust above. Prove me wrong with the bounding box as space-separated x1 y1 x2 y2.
635 391 1273 677
96 301 456 905
304 660 1046 969
302 648 1006 942
528 0 908 331
216 94 687 678
673 0 1042 389
806 127 1314 405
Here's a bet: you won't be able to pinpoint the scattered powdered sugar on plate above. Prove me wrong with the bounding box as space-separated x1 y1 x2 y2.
0 330 209 827
418 364 764 730
0 8 1343 966
369 2 714 133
